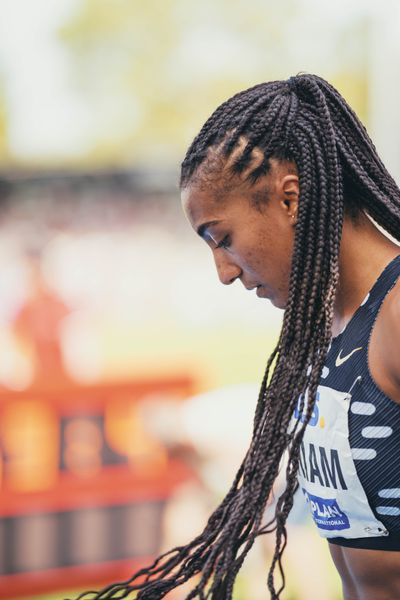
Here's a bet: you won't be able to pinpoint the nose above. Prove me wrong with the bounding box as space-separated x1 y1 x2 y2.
213 252 242 285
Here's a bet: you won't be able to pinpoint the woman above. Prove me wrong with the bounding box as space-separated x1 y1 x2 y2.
75 74 400 599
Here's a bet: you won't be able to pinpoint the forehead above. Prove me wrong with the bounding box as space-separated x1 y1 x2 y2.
181 143 254 225
181 184 224 226
181 166 276 231
181 183 258 238
181 155 292 221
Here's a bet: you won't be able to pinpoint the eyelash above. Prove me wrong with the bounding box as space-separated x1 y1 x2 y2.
216 235 231 249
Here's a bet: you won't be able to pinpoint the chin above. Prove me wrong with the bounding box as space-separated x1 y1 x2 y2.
258 286 286 310
271 295 286 310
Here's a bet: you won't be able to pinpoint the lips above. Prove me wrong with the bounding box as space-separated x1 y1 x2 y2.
256 285 269 298
244 283 269 298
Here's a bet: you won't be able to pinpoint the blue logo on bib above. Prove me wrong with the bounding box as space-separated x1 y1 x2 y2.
302 489 350 531
294 391 321 426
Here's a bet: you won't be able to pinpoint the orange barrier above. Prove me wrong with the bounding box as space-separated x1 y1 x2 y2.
0 376 195 599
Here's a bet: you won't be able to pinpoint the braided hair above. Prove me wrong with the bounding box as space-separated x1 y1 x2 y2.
73 74 400 599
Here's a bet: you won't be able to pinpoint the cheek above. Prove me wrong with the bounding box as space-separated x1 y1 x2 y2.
239 224 293 282
250 237 292 288
269 228 295 272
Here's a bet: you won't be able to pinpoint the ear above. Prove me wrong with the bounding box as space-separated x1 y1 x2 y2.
281 174 299 223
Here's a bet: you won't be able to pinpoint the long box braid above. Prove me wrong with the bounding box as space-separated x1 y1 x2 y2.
72 74 400 600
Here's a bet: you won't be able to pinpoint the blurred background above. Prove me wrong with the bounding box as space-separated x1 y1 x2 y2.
0 0 399 598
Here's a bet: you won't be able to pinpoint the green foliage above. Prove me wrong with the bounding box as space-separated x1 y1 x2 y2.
59 0 369 167
59 0 300 166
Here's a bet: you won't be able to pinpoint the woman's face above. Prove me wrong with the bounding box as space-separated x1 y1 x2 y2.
181 159 299 310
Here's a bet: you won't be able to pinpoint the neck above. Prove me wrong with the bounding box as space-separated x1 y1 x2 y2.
333 210 400 329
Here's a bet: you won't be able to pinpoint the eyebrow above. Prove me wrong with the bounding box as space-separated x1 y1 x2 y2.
196 220 220 238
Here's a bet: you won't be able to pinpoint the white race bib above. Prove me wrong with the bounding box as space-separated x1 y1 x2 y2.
290 384 388 539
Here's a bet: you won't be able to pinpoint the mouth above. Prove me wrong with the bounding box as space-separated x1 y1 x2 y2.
245 283 259 291
256 285 269 298
244 283 269 298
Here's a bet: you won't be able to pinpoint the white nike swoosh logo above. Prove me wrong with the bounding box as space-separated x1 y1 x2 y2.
335 347 363 367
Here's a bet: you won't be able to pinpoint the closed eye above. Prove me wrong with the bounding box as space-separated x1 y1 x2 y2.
216 235 231 249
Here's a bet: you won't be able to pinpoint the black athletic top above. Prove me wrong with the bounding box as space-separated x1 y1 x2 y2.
323 253 400 550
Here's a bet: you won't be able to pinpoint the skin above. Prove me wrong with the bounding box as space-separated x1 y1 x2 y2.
181 159 299 310
181 157 400 600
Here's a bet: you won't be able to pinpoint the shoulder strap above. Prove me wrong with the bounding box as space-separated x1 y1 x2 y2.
335 254 400 347
363 253 400 312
